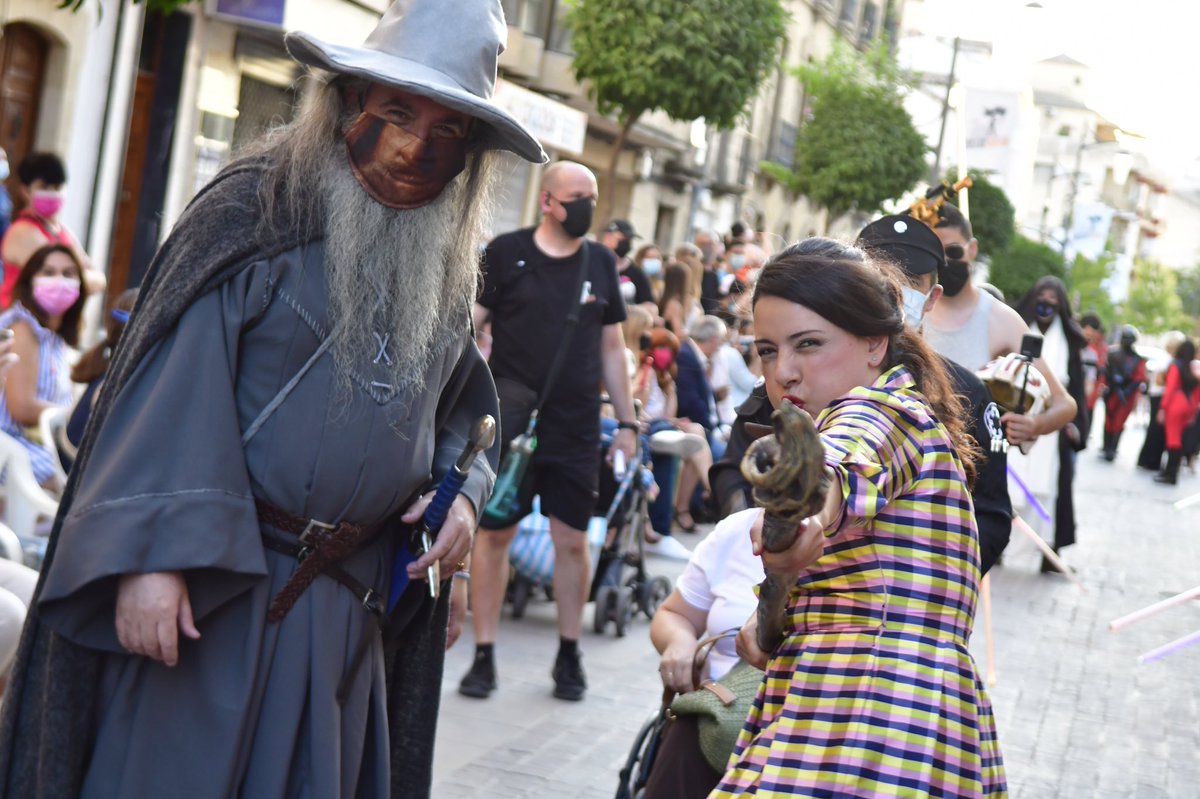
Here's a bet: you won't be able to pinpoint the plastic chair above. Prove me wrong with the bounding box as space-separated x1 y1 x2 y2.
0 522 22 562
0 431 59 565
38 406 71 489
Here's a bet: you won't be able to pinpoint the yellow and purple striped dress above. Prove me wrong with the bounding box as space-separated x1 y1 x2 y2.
712 366 1006 798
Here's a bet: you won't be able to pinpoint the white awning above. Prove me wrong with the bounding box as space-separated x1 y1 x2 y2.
492 78 588 156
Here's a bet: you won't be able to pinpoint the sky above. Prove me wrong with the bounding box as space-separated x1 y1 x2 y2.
908 0 1199 177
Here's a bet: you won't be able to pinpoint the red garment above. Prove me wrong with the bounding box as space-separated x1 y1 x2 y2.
1103 351 1146 435
1161 361 1200 450
1 211 76 307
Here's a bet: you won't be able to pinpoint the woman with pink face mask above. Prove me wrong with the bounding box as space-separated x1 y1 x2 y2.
0 244 87 488
0 152 103 308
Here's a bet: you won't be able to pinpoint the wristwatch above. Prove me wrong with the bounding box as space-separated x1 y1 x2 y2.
617 421 639 432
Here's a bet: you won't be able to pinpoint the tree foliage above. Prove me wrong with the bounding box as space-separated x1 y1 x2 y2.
568 0 788 220
1121 259 1194 335
987 235 1065 303
1067 252 1118 328
761 42 926 232
568 0 786 130
945 169 1014 258
1176 264 1200 321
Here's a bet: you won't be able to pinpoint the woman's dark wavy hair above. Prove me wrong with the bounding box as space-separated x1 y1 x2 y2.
1174 338 1198 395
13 244 87 347
752 237 979 482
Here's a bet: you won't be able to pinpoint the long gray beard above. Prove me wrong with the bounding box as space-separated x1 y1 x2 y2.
322 154 479 396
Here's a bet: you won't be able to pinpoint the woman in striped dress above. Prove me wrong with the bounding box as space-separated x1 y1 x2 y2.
0 244 86 488
714 239 1006 798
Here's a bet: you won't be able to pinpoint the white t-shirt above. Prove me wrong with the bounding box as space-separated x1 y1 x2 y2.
675 509 765 680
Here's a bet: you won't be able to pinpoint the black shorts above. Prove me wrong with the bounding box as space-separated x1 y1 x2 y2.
479 457 598 532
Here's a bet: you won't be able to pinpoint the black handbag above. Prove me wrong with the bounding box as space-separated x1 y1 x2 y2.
481 241 591 527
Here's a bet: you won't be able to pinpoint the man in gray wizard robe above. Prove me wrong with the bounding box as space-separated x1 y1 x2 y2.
0 1 547 796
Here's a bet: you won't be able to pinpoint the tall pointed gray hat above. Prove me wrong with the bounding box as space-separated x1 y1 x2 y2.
286 0 548 164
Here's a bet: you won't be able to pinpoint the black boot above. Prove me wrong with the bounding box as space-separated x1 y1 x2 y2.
552 639 587 701
1102 432 1116 461
1155 451 1182 485
459 645 497 698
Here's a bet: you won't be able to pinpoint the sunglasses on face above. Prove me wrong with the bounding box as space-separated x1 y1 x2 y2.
944 244 966 261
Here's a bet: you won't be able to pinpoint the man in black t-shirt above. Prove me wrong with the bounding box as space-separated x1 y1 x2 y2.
601 218 655 309
464 161 638 702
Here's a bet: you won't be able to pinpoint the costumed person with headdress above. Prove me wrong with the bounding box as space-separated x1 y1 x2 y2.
1100 325 1146 461
1009 277 1089 569
0 2 546 797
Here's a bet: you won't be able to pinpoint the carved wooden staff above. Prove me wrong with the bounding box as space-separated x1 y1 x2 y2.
740 400 831 654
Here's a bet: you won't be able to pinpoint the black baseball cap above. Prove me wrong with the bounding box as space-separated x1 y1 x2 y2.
605 219 638 239
856 214 945 278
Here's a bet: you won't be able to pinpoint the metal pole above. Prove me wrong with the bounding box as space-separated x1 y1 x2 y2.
930 36 960 186
1060 126 1090 257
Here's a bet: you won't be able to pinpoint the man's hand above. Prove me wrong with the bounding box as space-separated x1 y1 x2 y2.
749 510 825 578
735 615 769 670
1000 411 1040 445
115 571 200 667
607 427 637 468
446 577 468 650
403 494 476 583
658 639 699 694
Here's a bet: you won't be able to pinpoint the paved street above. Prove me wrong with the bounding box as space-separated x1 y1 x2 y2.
433 425 1200 798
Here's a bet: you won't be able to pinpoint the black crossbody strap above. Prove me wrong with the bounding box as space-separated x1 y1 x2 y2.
525 240 591 434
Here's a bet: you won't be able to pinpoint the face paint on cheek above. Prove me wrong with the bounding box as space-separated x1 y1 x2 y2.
344 111 468 209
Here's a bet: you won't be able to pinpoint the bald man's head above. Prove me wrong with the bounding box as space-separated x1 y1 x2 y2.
542 160 597 193
539 161 598 239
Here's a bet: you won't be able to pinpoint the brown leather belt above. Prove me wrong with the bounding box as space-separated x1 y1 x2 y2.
255 499 385 624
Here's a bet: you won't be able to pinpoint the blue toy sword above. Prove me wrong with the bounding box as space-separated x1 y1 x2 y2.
389 415 496 611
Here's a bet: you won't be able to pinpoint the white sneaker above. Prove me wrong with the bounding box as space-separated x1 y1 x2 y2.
644 535 693 561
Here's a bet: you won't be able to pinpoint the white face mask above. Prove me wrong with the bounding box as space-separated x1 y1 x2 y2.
642 258 662 276
901 286 931 329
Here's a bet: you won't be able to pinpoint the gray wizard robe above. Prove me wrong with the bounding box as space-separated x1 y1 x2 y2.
0 159 499 798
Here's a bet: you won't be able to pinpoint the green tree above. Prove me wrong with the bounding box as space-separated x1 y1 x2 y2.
986 235 1065 303
761 42 926 232
1067 251 1118 328
944 169 1014 257
1121 259 1193 334
1177 264 1200 320
568 0 788 223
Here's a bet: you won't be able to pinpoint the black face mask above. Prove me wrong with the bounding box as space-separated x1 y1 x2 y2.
939 260 970 297
614 238 632 258
638 333 652 351
1036 302 1057 321
554 196 594 239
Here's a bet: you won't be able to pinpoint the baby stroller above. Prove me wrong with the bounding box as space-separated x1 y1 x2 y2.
590 418 673 637
507 418 672 636
507 496 607 619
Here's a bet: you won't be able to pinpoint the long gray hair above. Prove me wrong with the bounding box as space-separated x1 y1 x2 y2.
242 72 508 396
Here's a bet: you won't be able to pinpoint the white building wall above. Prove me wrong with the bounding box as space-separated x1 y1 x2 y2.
4 0 126 254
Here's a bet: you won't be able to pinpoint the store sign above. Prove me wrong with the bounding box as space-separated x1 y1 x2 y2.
492 79 587 156
207 0 286 30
